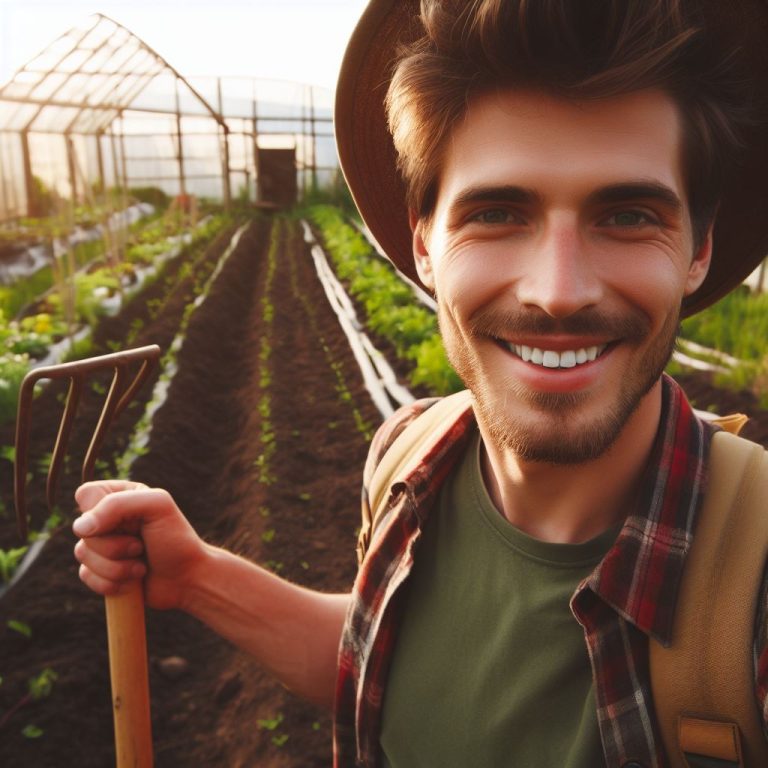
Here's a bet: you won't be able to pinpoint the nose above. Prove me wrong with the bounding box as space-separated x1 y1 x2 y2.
516 220 603 318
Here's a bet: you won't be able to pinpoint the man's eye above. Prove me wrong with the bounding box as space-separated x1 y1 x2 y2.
472 209 520 224
603 210 655 227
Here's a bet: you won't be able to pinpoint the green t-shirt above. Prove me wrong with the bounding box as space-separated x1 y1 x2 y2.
380 431 618 767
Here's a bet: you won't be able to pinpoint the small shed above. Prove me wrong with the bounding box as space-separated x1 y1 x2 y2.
257 147 297 209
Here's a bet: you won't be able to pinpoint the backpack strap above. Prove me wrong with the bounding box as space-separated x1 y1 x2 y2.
649 430 768 768
358 389 473 563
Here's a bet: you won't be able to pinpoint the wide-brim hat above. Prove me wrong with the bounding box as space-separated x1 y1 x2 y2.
335 0 768 317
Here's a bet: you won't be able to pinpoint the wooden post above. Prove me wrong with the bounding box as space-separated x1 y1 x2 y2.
21 130 39 216
252 86 260 203
65 134 79 206
95 131 106 202
174 78 187 200
217 77 231 211
117 117 130 261
309 85 317 192
0 136 11 219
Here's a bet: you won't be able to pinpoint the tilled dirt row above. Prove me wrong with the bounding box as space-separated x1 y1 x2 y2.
0 215 382 767
0 222 240 552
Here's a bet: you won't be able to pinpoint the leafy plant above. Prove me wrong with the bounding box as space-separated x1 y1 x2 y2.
0 547 28 583
0 351 29 424
308 205 462 395
679 286 768 405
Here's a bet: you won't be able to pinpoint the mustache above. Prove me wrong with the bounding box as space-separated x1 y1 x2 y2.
465 306 656 342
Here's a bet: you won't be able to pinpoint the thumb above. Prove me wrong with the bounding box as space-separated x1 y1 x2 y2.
75 480 149 513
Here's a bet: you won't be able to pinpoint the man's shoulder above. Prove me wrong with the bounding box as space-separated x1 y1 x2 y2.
363 397 445 484
363 391 475 488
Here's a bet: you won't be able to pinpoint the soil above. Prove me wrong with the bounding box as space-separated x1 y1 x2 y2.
0 213 766 767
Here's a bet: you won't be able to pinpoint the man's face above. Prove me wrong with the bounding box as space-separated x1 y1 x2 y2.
412 88 712 464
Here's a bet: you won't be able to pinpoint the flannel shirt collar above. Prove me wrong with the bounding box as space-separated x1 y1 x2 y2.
417 375 711 647
579 373 712 646
397 376 710 647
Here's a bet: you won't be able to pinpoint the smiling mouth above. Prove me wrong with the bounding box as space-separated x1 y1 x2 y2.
498 341 609 369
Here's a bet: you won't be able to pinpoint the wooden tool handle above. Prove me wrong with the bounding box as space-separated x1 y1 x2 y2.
105 581 153 767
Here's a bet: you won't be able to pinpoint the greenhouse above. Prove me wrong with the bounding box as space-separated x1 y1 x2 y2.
0 13 335 221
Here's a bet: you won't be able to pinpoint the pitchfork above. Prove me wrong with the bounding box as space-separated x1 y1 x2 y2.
14 344 161 768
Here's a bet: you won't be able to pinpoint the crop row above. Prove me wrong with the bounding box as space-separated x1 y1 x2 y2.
0 214 239 578
306 205 461 395
0 213 232 424
679 288 768 405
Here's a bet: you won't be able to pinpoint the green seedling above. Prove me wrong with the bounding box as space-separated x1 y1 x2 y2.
0 667 58 734
7 620 32 637
257 713 283 731
0 547 29 583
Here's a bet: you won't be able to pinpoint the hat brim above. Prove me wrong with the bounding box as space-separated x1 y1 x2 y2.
335 0 768 317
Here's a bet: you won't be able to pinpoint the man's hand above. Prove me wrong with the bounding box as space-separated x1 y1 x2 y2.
73 481 206 611
73 479 349 708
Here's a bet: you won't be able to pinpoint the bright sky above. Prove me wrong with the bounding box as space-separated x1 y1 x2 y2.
0 0 369 91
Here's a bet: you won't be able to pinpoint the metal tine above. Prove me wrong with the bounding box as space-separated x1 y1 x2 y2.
14 344 161 541
83 348 161 481
115 355 159 417
82 364 129 485
46 374 85 513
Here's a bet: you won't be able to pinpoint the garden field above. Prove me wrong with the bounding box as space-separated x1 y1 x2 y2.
0 209 766 767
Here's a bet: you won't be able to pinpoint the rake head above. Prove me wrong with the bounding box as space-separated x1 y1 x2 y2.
14 345 162 540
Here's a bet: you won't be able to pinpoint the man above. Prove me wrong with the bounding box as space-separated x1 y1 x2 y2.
74 1 768 766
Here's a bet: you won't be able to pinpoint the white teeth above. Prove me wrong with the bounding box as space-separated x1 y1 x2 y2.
506 343 608 369
542 350 559 368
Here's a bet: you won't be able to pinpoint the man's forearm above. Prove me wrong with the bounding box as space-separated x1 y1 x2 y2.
181 544 350 709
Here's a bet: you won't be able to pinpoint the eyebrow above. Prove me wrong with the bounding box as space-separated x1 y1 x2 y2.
452 185 542 210
449 181 683 214
586 182 683 212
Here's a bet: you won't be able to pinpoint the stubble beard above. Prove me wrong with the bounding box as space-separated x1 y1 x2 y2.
440 306 681 465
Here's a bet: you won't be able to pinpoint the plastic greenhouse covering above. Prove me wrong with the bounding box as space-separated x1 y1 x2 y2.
0 13 335 220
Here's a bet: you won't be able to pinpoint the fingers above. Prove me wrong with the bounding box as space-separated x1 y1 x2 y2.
75 533 143 561
74 534 146 596
75 480 148 513
72 487 173 538
77 563 144 597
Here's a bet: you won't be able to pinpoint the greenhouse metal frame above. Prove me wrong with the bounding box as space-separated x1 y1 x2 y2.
0 13 335 221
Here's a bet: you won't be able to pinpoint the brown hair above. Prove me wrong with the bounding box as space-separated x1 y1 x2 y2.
386 0 751 249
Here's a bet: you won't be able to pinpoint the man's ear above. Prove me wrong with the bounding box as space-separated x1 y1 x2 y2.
409 209 435 292
684 221 714 297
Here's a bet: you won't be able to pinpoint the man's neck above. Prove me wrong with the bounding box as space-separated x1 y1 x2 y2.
478 382 663 544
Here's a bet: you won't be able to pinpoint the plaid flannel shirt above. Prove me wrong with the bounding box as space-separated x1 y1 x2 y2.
333 374 768 767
